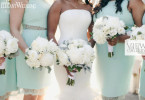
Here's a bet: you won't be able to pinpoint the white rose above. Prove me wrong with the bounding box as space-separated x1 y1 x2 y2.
5 38 18 55
40 53 54 67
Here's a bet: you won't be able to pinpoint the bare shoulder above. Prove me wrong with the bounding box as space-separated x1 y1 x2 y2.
129 0 143 8
49 0 63 12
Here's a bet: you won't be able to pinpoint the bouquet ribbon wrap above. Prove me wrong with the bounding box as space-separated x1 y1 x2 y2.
108 43 114 57
67 72 76 86
68 72 75 80
0 61 6 75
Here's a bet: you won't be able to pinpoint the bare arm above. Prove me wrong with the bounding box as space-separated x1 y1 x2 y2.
129 0 144 27
87 6 96 47
88 21 96 47
116 0 142 43
47 0 62 45
10 0 28 53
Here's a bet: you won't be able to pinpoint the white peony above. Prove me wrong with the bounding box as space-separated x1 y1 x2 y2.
93 16 126 44
66 48 84 64
93 30 106 44
27 50 39 61
40 53 54 67
26 59 40 68
5 38 18 55
31 37 49 53
57 49 70 66
0 30 13 41
47 40 59 53
130 25 145 40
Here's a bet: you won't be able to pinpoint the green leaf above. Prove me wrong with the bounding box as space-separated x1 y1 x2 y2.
76 67 82 72
137 31 142 35
90 32 93 36
124 26 129 30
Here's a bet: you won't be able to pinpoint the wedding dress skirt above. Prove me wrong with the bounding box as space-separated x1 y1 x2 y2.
55 9 97 100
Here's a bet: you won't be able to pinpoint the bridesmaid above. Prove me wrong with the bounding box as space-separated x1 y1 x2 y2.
130 0 145 99
0 0 18 100
93 0 135 99
10 0 51 100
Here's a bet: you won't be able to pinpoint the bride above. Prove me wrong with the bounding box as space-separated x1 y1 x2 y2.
47 0 96 100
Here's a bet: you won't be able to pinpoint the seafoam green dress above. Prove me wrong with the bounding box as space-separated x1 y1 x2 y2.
0 0 18 99
139 13 145 100
16 0 51 95
93 0 135 99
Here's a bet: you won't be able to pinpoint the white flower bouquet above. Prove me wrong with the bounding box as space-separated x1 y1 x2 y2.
25 37 58 73
130 25 145 40
0 30 19 75
56 39 95 86
92 16 127 57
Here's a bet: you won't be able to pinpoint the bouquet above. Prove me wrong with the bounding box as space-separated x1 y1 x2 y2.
130 25 145 40
56 39 95 86
25 37 58 73
92 16 127 57
0 30 19 75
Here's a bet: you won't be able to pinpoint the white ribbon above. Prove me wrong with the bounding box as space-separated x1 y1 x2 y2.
0 61 6 69
108 43 113 52
68 72 75 80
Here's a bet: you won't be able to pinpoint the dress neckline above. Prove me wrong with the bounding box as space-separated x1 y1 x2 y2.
60 9 91 17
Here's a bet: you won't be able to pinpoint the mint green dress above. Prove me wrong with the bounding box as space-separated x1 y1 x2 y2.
16 0 51 95
139 13 145 100
93 0 135 98
0 0 17 99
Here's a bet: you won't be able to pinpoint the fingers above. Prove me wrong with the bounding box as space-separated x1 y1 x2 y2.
63 65 73 76
107 38 118 46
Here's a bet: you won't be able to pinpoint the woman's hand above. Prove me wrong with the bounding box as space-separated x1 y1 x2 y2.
0 57 5 66
107 37 118 46
64 66 73 76
63 66 77 76
10 0 28 54
118 35 130 43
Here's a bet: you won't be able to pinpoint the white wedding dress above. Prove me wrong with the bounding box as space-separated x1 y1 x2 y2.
54 9 96 100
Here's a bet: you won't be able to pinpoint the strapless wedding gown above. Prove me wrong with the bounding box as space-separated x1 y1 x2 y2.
54 9 96 100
